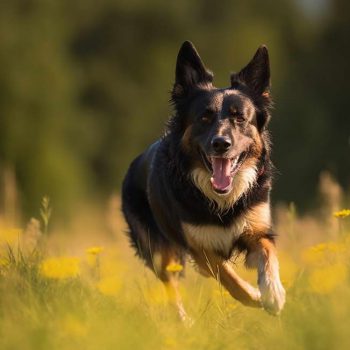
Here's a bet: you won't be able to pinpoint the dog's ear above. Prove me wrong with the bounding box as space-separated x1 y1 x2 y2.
232 45 270 96
172 41 213 100
232 46 271 131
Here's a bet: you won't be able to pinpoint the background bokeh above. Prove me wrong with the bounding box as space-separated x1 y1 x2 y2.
0 0 349 219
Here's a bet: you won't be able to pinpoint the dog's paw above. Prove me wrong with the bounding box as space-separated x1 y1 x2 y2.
177 304 194 327
259 275 286 315
247 286 262 306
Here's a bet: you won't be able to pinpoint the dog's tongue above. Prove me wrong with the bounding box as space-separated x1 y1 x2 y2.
210 158 232 192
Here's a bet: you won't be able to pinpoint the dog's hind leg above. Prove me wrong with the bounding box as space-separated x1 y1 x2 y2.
122 166 190 321
156 249 190 323
125 221 190 321
192 250 262 308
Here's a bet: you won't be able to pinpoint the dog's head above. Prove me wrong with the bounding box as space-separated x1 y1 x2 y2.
171 41 272 205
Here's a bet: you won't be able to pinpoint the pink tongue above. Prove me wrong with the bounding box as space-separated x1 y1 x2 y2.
210 158 232 192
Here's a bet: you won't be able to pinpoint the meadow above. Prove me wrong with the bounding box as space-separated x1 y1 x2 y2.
0 1 349 349
0 189 350 350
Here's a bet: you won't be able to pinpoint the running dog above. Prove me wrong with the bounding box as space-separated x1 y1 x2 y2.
122 41 286 317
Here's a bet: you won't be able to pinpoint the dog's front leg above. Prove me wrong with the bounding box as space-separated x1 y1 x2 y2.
192 251 261 308
245 237 286 315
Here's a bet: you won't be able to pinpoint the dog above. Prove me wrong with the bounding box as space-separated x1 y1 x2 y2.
122 41 285 317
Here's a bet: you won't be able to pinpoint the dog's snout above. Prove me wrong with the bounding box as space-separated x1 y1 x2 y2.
211 136 232 153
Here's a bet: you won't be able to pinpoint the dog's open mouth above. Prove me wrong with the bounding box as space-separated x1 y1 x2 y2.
200 151 247 194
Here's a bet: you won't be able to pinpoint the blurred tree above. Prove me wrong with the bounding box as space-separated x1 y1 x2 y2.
0 0 348 219
0 0 93 218
272 0 350 208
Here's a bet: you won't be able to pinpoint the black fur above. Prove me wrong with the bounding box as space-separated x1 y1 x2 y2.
122 41 274 265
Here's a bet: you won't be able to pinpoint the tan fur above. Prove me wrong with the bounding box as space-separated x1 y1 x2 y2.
249 127 263 156
245 202 271 233
157 249 190 322
182 215 246 256
191 162 257 212
181 125 192 152
191 250 261 307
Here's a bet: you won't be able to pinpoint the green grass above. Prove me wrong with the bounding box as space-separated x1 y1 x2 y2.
0 207 350 350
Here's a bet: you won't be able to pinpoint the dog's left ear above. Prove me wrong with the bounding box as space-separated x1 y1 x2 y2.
232 46 271 131
232 45 270 96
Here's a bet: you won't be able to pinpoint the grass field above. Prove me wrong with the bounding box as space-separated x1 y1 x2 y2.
0 196 350 350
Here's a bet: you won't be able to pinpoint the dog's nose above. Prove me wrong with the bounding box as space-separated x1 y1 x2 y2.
211 136 232 153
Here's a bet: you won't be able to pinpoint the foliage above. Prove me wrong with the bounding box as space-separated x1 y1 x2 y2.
0 204 350 349
0 0 349 217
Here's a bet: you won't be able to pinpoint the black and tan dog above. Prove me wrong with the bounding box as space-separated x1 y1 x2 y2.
122 41 285 317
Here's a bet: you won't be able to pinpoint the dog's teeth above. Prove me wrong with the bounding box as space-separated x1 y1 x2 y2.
230 156 240 171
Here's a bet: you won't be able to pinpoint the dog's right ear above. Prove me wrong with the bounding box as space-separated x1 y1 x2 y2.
172 41 213 100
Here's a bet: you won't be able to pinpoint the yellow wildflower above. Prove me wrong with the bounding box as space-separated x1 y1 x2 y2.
302 242 346 267
86 247 104 268
86 246 104 255
308 263 347 294
97 276 121 296
333 209 350 218
40 257 80 279
166 263 183 272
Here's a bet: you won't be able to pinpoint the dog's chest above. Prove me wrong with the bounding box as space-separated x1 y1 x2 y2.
182 216 246 257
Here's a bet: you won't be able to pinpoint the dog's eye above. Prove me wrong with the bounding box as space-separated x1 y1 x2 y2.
231 111 245 123
236 114 245 123
201 115 212 123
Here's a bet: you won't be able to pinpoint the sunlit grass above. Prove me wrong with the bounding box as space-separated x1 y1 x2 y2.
0 204 349 349
40 257 80 279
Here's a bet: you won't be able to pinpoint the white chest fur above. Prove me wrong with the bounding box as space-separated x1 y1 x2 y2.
182 216 246 257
